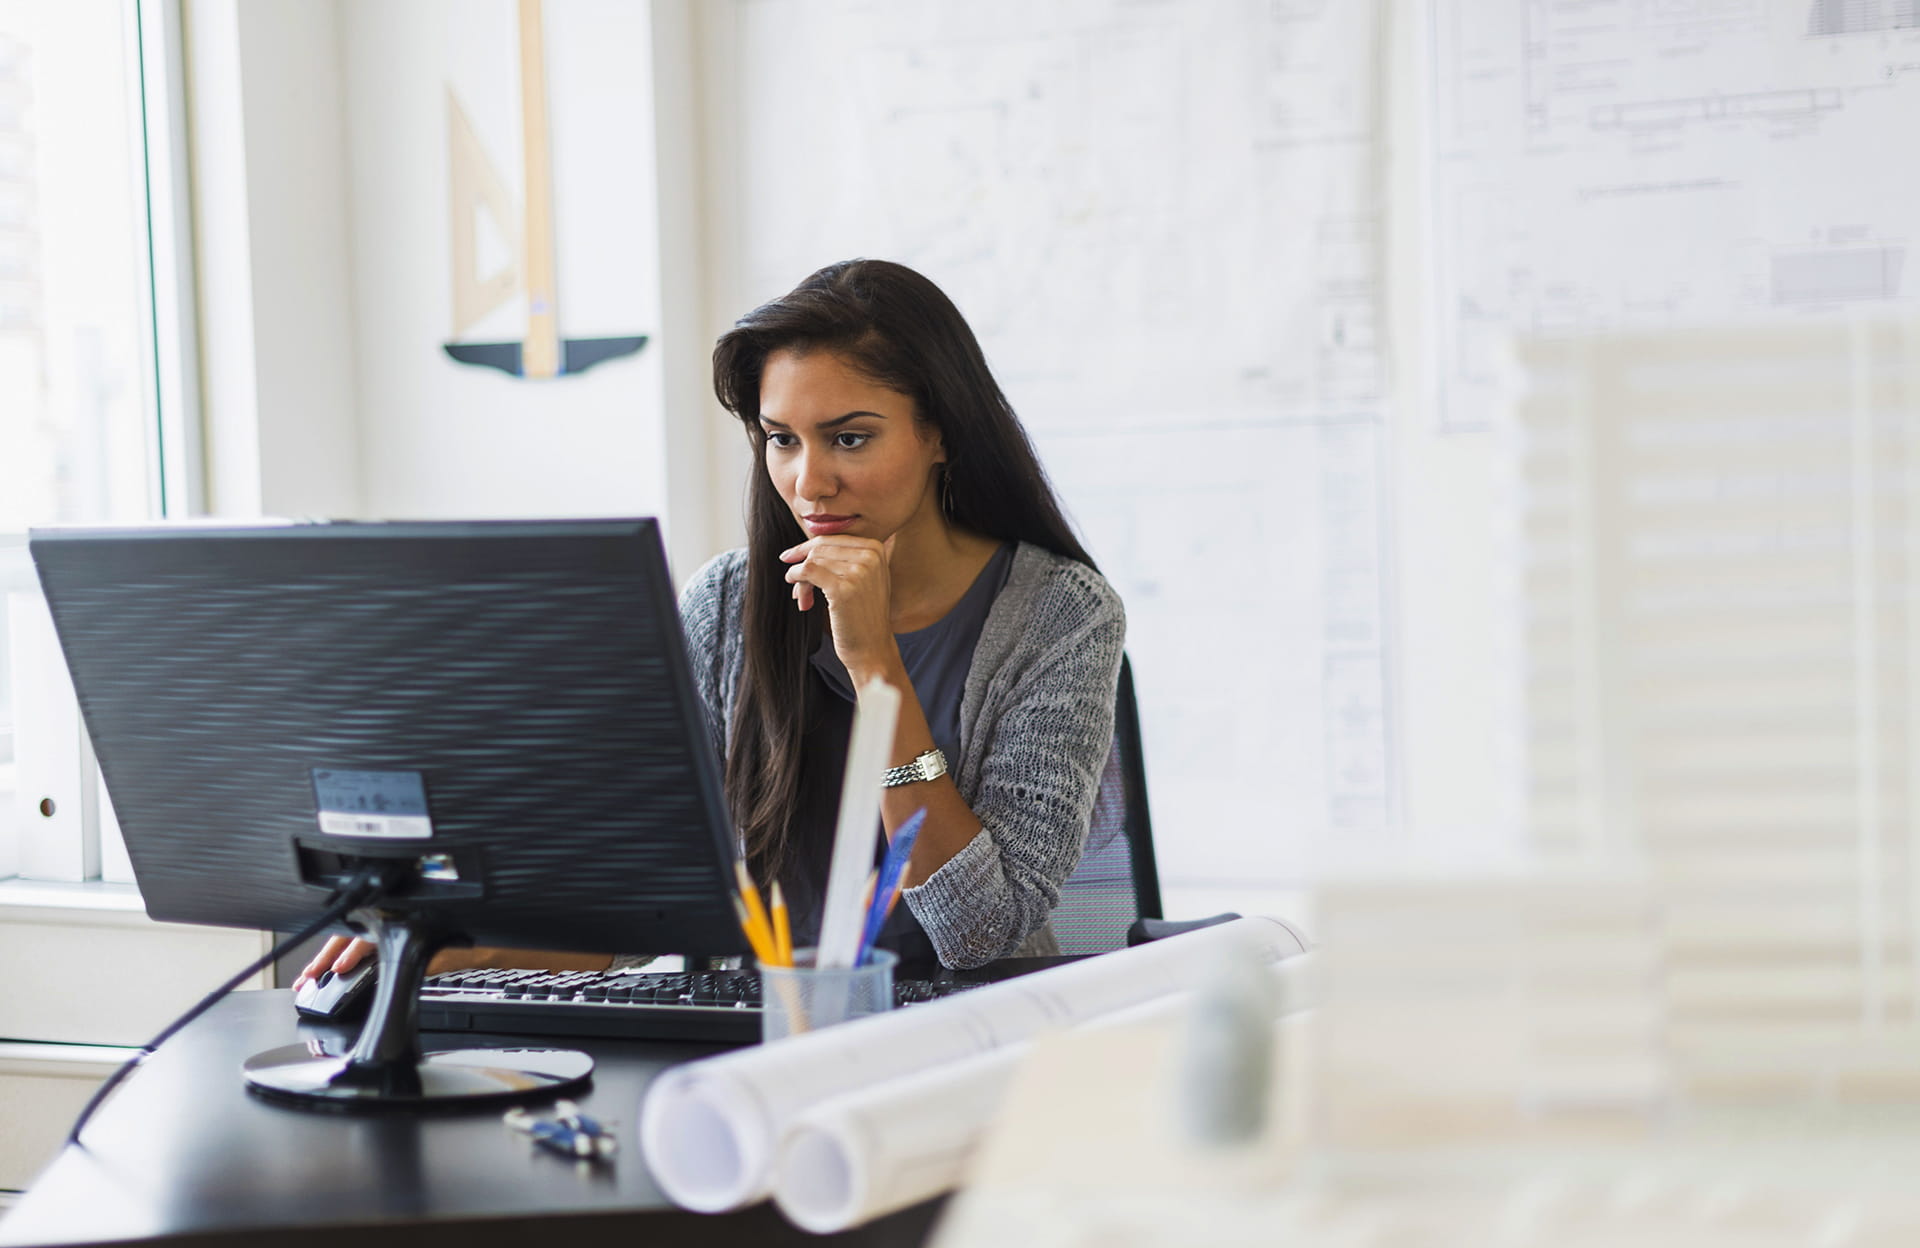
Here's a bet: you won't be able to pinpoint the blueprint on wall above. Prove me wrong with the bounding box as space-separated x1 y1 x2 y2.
726 0 1395 881
1430 0 1920 430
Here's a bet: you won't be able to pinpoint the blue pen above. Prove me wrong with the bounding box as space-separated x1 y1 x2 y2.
856 808 926 965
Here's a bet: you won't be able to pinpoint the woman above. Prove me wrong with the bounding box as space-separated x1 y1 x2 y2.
297 259 1121 982
697 258 1124 968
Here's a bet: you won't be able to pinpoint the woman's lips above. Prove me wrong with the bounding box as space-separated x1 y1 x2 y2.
802 514 857 535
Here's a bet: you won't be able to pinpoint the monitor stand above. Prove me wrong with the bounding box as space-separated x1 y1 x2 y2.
243 911 593 1108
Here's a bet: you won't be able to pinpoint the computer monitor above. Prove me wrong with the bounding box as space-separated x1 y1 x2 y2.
30 518 747 1108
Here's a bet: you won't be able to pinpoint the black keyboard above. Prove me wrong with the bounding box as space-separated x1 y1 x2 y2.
416 966 984 1045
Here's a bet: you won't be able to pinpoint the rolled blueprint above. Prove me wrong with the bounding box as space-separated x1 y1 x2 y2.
772 1047 1024 1234
769 957 1318 1233
638 915 1310 1214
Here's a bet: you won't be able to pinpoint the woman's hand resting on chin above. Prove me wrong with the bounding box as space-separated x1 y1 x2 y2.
780 534 902 682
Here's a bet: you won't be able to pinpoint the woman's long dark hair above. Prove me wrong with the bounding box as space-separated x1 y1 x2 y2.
712 259 1094 878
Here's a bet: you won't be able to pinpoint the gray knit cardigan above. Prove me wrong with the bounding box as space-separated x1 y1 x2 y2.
679 541 1127 969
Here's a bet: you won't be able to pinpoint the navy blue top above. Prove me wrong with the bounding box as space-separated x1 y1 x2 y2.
783 543 1016 966
808 540 1015 759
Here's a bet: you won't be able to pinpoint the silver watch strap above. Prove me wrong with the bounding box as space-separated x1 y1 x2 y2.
881 747 948 788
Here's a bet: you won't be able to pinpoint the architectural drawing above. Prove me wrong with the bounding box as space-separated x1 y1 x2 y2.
1808 0 1920 35
1429 0 1920 430
723 0 1395 881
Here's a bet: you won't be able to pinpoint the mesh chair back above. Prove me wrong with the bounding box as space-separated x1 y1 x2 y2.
1048 656 1162 954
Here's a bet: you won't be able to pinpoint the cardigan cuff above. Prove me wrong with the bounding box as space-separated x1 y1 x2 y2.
901 826 1002 955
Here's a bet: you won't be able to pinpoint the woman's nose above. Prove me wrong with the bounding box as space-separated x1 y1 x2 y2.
795 450 835 502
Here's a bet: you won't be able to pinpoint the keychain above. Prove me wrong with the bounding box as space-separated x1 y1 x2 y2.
503 1099 617 1160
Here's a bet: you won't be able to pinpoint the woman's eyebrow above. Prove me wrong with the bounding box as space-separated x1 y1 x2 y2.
759 411 890 430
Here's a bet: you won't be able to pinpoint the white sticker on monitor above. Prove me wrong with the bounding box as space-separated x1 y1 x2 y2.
311 768 435 840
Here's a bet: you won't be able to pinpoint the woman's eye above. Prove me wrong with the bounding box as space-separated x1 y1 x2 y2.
764 431 798 448
834 432 870 449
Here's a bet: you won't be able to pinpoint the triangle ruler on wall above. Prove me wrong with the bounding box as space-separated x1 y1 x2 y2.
443 0 646 380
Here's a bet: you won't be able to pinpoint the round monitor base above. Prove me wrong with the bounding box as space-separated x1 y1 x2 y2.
242 1044 593 1109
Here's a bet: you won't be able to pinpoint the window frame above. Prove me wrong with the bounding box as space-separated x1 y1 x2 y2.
133 0 201 520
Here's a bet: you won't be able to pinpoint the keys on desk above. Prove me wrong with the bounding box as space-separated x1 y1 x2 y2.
503 1099 617 1161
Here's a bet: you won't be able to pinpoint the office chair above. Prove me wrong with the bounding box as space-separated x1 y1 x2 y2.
1049 655 1164 954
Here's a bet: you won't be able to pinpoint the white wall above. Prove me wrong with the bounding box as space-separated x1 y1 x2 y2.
1379 0 1515 868
651 0 749 575
339 1 668 528
187 0 727 580
187 0 361 520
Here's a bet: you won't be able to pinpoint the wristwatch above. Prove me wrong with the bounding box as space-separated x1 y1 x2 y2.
881 747 948 788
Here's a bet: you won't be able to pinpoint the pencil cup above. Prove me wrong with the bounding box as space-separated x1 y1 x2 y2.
758 948 897 1043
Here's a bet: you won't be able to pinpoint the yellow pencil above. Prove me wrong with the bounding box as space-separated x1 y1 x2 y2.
734 861 778 963
731 894 775 964
769 880 793 967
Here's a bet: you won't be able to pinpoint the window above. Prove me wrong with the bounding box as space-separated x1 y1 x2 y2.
0 0 165 528
0 0 192 879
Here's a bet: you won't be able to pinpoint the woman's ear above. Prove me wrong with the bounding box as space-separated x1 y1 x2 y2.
917 414 947 460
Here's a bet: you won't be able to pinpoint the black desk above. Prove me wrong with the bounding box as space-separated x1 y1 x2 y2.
0 990 946 1247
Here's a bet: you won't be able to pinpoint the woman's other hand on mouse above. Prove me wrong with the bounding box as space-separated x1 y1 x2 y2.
292 938 616 989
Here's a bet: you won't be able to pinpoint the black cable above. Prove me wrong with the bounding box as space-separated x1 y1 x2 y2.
67 865 397 1148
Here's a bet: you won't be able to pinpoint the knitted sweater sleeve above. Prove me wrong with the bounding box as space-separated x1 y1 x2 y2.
676 549 746 767
902 563 1126 969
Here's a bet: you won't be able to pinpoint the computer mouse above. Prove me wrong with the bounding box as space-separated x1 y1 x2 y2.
293 960 378 1021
